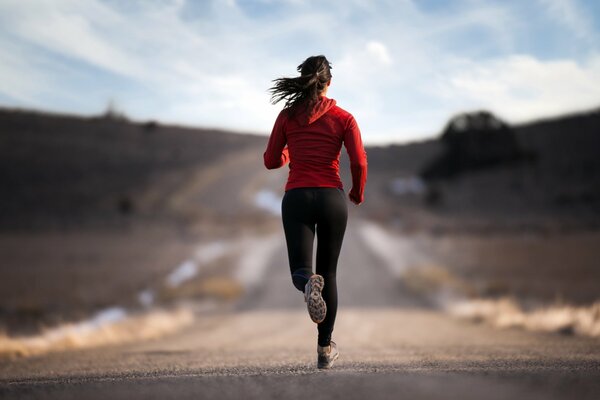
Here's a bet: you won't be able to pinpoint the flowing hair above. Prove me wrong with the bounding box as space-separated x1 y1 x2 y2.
269 55 332 111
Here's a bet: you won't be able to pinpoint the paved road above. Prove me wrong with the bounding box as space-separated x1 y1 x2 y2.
1 219 599 399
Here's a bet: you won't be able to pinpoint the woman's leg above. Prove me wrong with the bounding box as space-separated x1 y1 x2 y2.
281 188 316 291
315 188 348 347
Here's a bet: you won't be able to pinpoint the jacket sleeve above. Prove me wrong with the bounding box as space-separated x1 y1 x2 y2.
343 115 368 203
263 110 289 170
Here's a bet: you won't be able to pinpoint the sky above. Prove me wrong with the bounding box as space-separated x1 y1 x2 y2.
0 0 599 144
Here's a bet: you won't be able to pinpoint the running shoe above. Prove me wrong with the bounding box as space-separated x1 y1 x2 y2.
317 341 339 369
304 274 326 324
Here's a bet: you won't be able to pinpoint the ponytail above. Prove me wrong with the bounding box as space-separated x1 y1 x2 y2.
269 55 332 110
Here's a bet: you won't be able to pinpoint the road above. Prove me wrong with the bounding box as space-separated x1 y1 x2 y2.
1 219 599 399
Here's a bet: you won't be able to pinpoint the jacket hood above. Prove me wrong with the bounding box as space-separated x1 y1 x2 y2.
293 96 337 126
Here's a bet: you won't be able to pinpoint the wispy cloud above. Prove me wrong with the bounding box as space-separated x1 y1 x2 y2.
0 0 598 143
432 54 600 122
537 0 596 42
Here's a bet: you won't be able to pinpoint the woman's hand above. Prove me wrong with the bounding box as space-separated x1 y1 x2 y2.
349 188 363 205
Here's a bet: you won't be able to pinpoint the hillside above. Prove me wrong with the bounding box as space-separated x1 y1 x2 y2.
357 108 600 232
0 106 599 333
1 106 599 232
0 109 266 230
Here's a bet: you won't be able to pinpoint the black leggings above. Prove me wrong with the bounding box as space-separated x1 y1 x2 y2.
281 187 348 347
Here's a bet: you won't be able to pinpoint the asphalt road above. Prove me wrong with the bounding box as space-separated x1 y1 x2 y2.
1 219 599 399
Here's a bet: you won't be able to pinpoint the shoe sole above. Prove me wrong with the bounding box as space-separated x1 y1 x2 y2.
306 275 326 324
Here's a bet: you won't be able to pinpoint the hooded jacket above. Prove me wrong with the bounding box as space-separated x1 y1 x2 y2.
264 96 367 203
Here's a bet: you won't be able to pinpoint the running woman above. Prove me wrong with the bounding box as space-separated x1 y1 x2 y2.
264 55 367 369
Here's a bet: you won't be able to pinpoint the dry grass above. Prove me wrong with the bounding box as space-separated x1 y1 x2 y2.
400 263 600 338
159 276 244 302
0 308 194 359
401 263 477 299
422 230 600 305
448 298 600 337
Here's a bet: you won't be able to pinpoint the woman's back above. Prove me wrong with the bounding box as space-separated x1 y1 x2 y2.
265 96 367 198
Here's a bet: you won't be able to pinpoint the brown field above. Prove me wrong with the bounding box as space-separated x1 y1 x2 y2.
421 229 600 305
0 107 598 338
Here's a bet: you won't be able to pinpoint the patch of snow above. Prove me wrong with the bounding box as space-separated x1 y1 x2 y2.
389 176 426 195
138 289 155 308
194 241 229 264
254 190 282 216
166 259 198 288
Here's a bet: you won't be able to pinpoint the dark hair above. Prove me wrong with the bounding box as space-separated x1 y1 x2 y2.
269 55 332 110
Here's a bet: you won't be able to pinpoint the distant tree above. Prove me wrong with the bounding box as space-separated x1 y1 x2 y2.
143 120 158 132
102 99 128 121
420 111 526 181
117 195 134 215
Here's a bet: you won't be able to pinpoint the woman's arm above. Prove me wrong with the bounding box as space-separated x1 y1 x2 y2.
343 116 368 204
263 110 289 170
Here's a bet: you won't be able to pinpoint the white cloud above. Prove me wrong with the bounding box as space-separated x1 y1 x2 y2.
366 41 392 66
0 0 145 77
422 2 517 53
0 0 598 144
537 0 596 41
0 39 46 104
433 54 600 122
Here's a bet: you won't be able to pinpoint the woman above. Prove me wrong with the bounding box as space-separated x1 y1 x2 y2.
264 55 367 369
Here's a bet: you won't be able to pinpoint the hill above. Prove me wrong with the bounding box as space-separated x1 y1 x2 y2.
1 106 599 232
0 106 598 333
0 109 266 230
358 108 600 232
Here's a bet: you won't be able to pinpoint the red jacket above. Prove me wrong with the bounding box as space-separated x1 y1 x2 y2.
264 96 367 204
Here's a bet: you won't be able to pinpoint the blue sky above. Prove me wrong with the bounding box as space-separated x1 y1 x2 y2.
0 0 599 144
